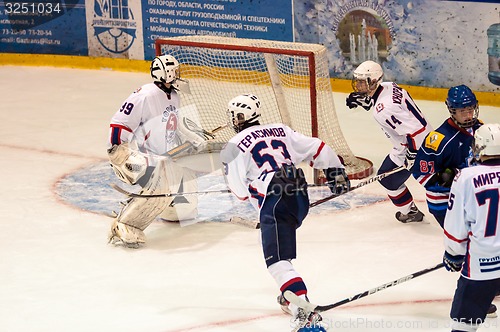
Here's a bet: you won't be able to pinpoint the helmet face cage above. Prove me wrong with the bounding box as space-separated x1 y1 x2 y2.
446 85 479 128
473 123 500 160
227 94 261 133
448 104 479 128
150 55 180 84
352 61 383 95
351 76 381 95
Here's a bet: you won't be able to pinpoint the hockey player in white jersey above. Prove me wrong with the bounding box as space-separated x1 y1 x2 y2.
443 123 500 332
346 60 432 223
107 54 206 248
220 93 350 331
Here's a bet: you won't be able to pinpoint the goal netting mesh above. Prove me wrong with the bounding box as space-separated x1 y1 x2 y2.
155 36 373 180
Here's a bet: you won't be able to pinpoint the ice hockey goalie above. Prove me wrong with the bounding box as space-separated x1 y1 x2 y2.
106 54 205 248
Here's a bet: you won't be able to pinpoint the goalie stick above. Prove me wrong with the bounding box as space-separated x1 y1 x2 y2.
105 210 259 229
114 166 404 203
110 183 231 198
284 262 445 313
228 216 260 229
309 166 404 208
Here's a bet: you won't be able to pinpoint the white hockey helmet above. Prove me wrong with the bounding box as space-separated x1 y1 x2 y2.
352 60 384 95
473 123 500 160
227 93 261 133
150 55 180 84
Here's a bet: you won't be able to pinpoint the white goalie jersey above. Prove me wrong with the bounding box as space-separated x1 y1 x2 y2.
220 123 344 211
108 82 182 157
444 163 500 280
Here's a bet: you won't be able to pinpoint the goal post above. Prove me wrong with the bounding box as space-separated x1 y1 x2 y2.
155 36 373 181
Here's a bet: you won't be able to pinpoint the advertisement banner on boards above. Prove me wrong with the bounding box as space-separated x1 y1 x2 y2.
0 0 499 91
85 0 144 59
141 0 293 60
293 0 500 89
0 0 87 55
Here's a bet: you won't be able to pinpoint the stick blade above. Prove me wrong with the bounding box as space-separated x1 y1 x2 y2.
229 216 260 229
283 290 318 313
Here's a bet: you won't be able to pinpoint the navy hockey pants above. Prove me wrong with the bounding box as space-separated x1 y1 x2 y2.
378 155 411 190
451 276 500 325
260 182 309 267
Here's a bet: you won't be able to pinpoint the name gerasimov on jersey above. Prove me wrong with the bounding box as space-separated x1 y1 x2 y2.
444 164 500 280
220 123 344 211
109 83 182 157
372 82 432 165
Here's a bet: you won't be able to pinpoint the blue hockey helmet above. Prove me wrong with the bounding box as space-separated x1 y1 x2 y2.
446 85 477 108
445 85 479 128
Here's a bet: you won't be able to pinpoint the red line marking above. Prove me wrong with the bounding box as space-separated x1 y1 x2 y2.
0 143 104 160
0 143 108 216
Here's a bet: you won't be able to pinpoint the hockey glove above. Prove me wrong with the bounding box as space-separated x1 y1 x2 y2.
404 149 417 170
437 168 457 188
426 168 458 193
346 92 374 111
324 167 350 195
272 164 307 194
443 251 464 272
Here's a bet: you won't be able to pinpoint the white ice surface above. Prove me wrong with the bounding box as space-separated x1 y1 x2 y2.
0 66 499 332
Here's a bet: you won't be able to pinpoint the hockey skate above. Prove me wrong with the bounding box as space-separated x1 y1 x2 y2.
108 218 145 249
395 204 424 223
488 303 497 318
277 294 292 315
291 307 325 332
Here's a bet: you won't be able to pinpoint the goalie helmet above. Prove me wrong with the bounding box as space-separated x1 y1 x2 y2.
473 123 500 160
227 93 261 133
150 55 180 84
445 85 479 128
352 60 383 96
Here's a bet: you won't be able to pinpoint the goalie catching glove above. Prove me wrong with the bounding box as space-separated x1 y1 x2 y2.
324 167 350 195
346 92 374 111
108 142 148 185
176 116 208 152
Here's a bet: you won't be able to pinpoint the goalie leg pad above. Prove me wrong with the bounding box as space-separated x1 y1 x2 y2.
159 163 198 222
109 160 169 245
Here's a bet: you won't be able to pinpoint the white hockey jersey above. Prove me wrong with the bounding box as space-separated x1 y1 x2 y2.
220 123 344 211
371 82 432 165
444 163 500 280
108 83 182 156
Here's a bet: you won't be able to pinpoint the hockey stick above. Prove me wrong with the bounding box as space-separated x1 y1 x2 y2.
105 209 259 229
284 262 445 313
110 183 231 198
167 119 227 157
116 166 405 200
309 166 405 208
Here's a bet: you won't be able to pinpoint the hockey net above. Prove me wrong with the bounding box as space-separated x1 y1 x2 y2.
155 36 373 180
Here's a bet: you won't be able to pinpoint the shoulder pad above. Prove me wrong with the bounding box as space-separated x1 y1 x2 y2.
424 131 445 151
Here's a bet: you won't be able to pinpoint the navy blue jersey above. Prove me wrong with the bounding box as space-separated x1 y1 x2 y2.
412 118 482 224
